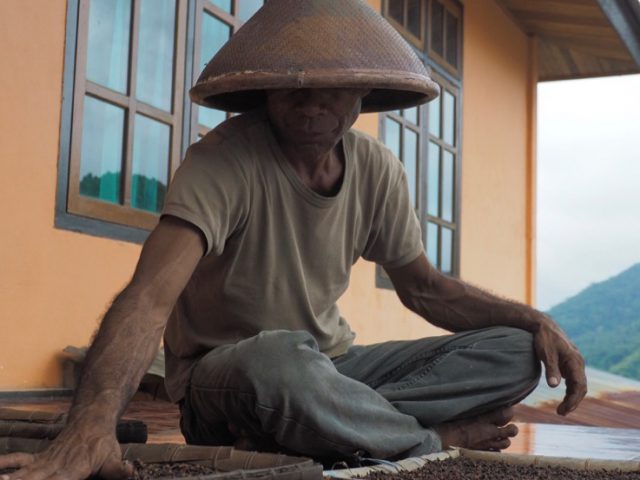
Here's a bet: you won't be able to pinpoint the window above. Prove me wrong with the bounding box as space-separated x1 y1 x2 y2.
378 0 462 285
57 0 263 239
427 0 462 77
424 72 460 274
384 0 426 48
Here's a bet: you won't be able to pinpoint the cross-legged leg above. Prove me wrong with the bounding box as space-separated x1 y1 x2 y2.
333 326 540 424
333 326 541 450
179 327 540 459
180 330 440 459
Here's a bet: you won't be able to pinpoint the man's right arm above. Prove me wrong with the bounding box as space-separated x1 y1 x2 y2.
0 215 206 480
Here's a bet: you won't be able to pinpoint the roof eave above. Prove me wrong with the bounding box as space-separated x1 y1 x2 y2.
597 0 640 67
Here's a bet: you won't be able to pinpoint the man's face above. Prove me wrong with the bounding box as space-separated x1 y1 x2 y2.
266 88 369 150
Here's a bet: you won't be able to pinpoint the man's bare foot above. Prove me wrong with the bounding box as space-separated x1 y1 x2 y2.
433 407 518 451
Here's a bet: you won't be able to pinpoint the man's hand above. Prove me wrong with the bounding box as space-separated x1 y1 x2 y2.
532 315 587 415
0 425 132 480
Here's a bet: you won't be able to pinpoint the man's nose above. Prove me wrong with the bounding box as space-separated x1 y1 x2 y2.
296 91 330 116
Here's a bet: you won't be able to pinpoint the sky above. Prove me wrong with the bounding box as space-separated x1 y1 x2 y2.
536 73 640 311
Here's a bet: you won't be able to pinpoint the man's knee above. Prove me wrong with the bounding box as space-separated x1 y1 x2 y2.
489 326 541 388
191 329 320 392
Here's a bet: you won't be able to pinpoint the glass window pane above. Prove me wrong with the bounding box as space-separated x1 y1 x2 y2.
136 0 176 112
198 12 232 128
86 0 131 93
442 151 454 222
428 93 441 137
443 91 455 146
445 11 459 68
384 118 401 159
407 0 421 38
403 129 418 209
79 96 124 204
236 0 263 22
132 115 170 212
211 0 231 13
404 106 419 125
430 0 444 57
427 222 439 266
388 0 404 25
441 227 453 273
427 142 440 217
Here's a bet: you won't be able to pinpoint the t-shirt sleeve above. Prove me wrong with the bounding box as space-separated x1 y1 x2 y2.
361 154 424 269
161 141 249 256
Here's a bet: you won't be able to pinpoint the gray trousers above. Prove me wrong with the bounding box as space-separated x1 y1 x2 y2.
179 327 540 459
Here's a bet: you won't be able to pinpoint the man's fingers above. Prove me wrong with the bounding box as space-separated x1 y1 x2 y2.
535 342 561 387
3 464 55 480
544 353 561 387
557 358 588 416
99 458 135 480
557 384 587 415
0 453 35 469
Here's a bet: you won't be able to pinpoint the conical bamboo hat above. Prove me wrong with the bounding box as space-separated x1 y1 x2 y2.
190 0 440 113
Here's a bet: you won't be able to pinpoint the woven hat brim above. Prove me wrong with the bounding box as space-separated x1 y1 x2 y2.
190 70 441 113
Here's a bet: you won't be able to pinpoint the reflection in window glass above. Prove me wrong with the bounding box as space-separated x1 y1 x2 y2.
384 118 401 159
86 0 131 93
445 11 459 68
211 0 231 13
442 151 454 222
132 115 170 212
388 0 404 25
136 0 176 112
428 94 441 137
198 12 232 128
431 0 444 57
407 0 421 38
443 91 455 145
236 0 263 22
403 129 418 209
427 142 440 217
404 106 419 125
441 227 453 273
427 222 439 265
79 96 124 204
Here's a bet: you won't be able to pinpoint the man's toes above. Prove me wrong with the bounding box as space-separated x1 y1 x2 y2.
501 423 518 438
493 437 512 450
479 406 514 426
493 407 514 425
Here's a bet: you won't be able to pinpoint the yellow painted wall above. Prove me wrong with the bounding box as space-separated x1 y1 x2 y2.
0 0 534 388
458 0 535 302
0 0 142 389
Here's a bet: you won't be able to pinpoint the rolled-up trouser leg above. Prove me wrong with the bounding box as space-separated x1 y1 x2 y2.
183 330 440 459
333 327 541 426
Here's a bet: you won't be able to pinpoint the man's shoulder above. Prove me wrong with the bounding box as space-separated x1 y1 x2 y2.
185 110 269 172
197 110 268 151
346 128 403 178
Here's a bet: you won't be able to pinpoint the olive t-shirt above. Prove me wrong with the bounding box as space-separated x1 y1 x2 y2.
162 110 423 402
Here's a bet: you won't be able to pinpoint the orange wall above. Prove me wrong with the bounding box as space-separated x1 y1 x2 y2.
458 0 535 302
0 0 534 388
0 0 142 389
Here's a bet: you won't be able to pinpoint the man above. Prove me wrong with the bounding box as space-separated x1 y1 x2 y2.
0 0 586 478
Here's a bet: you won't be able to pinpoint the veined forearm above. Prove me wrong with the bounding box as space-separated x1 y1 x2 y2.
66 285 167 431
404 272 543 333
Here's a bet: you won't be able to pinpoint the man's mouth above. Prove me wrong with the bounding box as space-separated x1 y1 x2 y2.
295 116 339 135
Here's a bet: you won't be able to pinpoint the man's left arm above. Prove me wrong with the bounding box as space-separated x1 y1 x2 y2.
384 253 587 416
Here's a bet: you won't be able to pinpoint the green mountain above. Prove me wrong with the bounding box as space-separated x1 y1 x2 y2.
547 263 640 381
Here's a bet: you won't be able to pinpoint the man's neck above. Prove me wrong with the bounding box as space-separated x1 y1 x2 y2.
278 139 345 197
